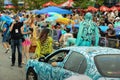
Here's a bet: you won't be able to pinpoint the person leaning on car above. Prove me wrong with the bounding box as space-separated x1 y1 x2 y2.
32 28 53 59
51 52 67 67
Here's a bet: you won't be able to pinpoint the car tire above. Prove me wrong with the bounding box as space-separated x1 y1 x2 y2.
26 68 38 80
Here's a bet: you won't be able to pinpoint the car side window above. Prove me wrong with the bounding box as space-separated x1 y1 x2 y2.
47 50 69 64
64 51 87 74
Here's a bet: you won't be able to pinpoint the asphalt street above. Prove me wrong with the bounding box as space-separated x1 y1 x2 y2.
0 36 26 80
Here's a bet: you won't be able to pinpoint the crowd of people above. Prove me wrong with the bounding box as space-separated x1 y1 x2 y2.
0 9 120 68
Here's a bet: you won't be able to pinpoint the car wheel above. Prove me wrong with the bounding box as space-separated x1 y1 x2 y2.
26 68 38 80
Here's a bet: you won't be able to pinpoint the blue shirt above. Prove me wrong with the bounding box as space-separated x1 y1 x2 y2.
23 24 30 38
3 23 9 36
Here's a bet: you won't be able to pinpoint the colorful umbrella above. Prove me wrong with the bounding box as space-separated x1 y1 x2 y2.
110 6 118 11
30 9 40 14
5 5 15 9
45 16 58 22
117 7 120 11
47 12 63 17
36 6 72 14
87 6 98 12
42 1 57 7
45 12 63 22
56 18 75 25
100 6 110 12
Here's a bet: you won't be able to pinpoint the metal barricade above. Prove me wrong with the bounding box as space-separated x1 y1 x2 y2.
99 37 120 49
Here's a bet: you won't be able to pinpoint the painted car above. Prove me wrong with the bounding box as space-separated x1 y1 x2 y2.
26 46 120 80
65 75 92 80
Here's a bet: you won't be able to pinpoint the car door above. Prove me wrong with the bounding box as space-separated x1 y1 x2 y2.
45 50 74 80
46 50 87 80
63 51 87 74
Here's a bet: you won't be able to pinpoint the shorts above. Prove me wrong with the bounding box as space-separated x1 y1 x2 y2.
22 39 31 46
2 35 8 42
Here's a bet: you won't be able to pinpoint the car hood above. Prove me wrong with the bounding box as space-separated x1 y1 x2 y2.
98 77 120 80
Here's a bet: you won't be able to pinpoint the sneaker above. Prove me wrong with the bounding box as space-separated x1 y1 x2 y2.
22 62 25 65
11 64 15 67
5 49 10 53
18 65 22 68
9 56 12 59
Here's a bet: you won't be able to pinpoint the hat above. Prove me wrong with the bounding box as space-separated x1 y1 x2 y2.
115 17 120 20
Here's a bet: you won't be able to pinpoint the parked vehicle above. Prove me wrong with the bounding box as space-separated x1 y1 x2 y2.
26 46 120 80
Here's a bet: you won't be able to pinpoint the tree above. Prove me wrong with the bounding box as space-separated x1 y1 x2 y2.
74 0 95 9
0 0 4 10
52 0 67 4
25 0 68 9
96 0 104 6
74 0 104 9
11 0 18 6
25 0 49 9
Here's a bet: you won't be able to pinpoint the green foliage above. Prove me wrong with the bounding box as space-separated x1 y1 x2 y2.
74 0 95 9
8 0 104 10
96 0 104 6
25 0 48 9
25 0 69 9
74 0 104 9
52 0 67 4
11 0 18 6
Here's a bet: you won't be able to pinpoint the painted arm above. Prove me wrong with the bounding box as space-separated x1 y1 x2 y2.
95 26 100 46
75 22 83 46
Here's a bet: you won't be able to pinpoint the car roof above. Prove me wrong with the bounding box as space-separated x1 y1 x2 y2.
60 46 120 57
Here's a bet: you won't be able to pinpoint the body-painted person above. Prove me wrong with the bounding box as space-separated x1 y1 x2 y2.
76 12 100 46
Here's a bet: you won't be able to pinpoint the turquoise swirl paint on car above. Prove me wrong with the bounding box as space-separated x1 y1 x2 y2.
26 46 120 80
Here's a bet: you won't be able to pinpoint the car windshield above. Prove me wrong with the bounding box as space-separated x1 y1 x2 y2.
94 54 120 78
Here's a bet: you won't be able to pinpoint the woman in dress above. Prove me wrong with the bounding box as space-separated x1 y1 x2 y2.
33 28 53 59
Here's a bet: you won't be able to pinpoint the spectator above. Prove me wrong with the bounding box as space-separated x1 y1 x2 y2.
21 21 32 64
106 23 116 39
51 52 67 67
2 22 10 53
114 17 120 28
59 28 73 47
105 23 116 48
32 28 53 59
10 15 23 68
66 27 78 46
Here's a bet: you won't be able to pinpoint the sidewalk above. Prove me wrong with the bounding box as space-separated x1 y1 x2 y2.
0 36 26 80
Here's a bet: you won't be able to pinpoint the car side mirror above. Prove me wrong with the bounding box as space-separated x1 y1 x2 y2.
38 57 45 62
